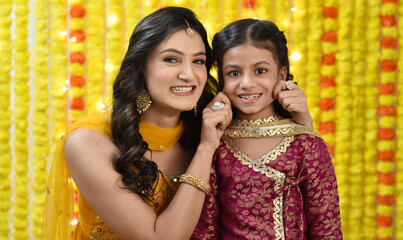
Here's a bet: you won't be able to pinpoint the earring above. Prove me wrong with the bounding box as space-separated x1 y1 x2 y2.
193 104 198 117
136 89 151 114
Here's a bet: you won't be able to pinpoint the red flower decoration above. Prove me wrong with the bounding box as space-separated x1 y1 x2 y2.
378 106 396 116
319 98 335 110
70 75 86 87
70 30 86 42
382 0 398 3
242 0 256 9
381 60 397 72
70 52 86 64
377 195 396 205
378 151 395 161
319 122 335 134
323 7 338 18
378 172 395 185
378 128 396 140
376 215 393 227
322 53 336 65
70 6 86 18
380 15 397 26
320 76 336 88
380 37 398 48
378 83 396 94
70 98 85 110
322 31 337 42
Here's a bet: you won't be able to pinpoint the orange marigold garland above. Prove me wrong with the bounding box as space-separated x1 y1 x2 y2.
377 1 397 239
395 1 403 238
0 0 13 237
319 0 337 160
12 0 31 239
335 0 352 236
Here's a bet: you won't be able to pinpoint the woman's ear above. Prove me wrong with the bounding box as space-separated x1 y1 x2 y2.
277 66 287 81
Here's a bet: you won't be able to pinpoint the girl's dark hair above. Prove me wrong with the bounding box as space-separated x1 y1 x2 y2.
212 19 293 119
111 7 217 197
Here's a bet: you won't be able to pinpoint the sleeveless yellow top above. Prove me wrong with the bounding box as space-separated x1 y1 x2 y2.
42 112 183 239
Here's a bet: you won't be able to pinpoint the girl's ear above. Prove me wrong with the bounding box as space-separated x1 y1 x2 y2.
278 66 287 81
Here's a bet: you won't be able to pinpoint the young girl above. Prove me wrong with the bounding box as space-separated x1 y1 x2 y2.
192 19 342 239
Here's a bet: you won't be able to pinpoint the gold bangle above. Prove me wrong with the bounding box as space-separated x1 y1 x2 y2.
179 173 211 195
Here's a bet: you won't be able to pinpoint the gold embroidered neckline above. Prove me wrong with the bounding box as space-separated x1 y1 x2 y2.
230 116 279 127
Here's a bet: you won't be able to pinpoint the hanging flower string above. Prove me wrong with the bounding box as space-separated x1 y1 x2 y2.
49 0 68 152
319 4 337 157
242 0 257 19
348 0 366 238
363 0 381 239
335 0 352 236
87 0 106 114
377 1 397 239
305 0 323 131
395 1 403 238
12 0 31 239
123 0 141 50
31 0 50 237
69 1 87 123
0 0 13 236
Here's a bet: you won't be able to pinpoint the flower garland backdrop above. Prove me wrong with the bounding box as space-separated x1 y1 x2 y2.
0 0 401 239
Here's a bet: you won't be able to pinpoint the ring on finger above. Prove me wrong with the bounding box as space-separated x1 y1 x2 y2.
210 101 225 111
285 81 296 90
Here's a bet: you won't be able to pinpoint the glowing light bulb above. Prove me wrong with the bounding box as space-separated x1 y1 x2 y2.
65 79 70 85
108 15 118 26
291 7 297 12
282 20 289 26
62 87 69 92
291 52 302 61
71 219 78 226
60 31 67 37
175 0 183 5
71 37 77 42
105 60 114 72
97 101 106 111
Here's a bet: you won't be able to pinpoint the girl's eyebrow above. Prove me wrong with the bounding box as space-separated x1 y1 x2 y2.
224 61 270 70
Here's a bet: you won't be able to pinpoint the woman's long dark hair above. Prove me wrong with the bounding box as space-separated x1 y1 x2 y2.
111 7 217 197
212 19 293 119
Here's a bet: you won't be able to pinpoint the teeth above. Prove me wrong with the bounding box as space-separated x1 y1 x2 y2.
240 94 260 99
171 87 193 93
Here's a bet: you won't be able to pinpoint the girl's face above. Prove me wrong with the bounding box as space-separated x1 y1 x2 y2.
143 29 207 117
222 42 286 120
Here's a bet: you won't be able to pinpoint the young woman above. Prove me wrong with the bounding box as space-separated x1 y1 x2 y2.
42 7 232 240
192 19 342 239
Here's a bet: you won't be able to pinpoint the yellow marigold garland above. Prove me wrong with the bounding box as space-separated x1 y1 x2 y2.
305 0 323 131
348 0 366 238
274 0 290 35
396 2 403 238
242 0 258 19
363 0 381 239
335 0 352 236
141 0 158 20
0 0 13 237
290 0 307 88
106 0 123 107
123 0 141 50
87 0 106 114
205 0 221 39
12 0 30 239
377 1 397 239
49 0 68 152
222 0 238 27
257 0 271 20
31 0 50 238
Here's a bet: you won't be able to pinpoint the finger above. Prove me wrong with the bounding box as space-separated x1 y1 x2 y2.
212 92 231 105
272 80 286 99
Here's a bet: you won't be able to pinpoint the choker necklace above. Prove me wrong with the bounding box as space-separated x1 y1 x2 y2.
139 120 184 151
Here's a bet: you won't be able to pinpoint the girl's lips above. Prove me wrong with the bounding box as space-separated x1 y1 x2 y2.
238 93 262 104
170 86 196 96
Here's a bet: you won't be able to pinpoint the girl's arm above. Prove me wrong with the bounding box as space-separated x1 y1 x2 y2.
301 136 343 239
65 93 232 240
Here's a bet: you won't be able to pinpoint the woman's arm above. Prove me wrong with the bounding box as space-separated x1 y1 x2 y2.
65 93 232 240
272 80 313 129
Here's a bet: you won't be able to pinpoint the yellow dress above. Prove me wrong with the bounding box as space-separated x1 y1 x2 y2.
42 112 182 239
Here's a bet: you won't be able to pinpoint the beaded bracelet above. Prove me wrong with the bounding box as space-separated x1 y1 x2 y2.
179 173 211 195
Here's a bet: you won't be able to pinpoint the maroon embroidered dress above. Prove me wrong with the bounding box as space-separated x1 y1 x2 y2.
192 119 342 240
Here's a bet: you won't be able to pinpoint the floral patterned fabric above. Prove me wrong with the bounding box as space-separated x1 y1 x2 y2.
192 134 342 240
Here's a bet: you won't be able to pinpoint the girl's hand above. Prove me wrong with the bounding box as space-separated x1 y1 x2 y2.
200 92 232 150
273 80 313 129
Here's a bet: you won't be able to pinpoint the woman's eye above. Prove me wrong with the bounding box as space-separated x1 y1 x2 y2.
164 57 178 63
256 68 266 74
194 59 205 64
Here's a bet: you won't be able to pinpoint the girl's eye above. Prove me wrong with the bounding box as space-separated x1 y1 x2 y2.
194 59 205 64
256 68 266 74
229 71 240 77
164 57 178 63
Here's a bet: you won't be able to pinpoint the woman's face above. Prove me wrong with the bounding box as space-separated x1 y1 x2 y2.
222 42 286 120
143 29 207 116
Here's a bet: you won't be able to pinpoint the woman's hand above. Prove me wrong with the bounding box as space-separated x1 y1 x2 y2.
200 92 232 150
273 80 313 129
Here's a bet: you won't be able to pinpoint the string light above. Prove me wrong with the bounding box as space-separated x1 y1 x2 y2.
291 52 301 61
291 7 297 12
